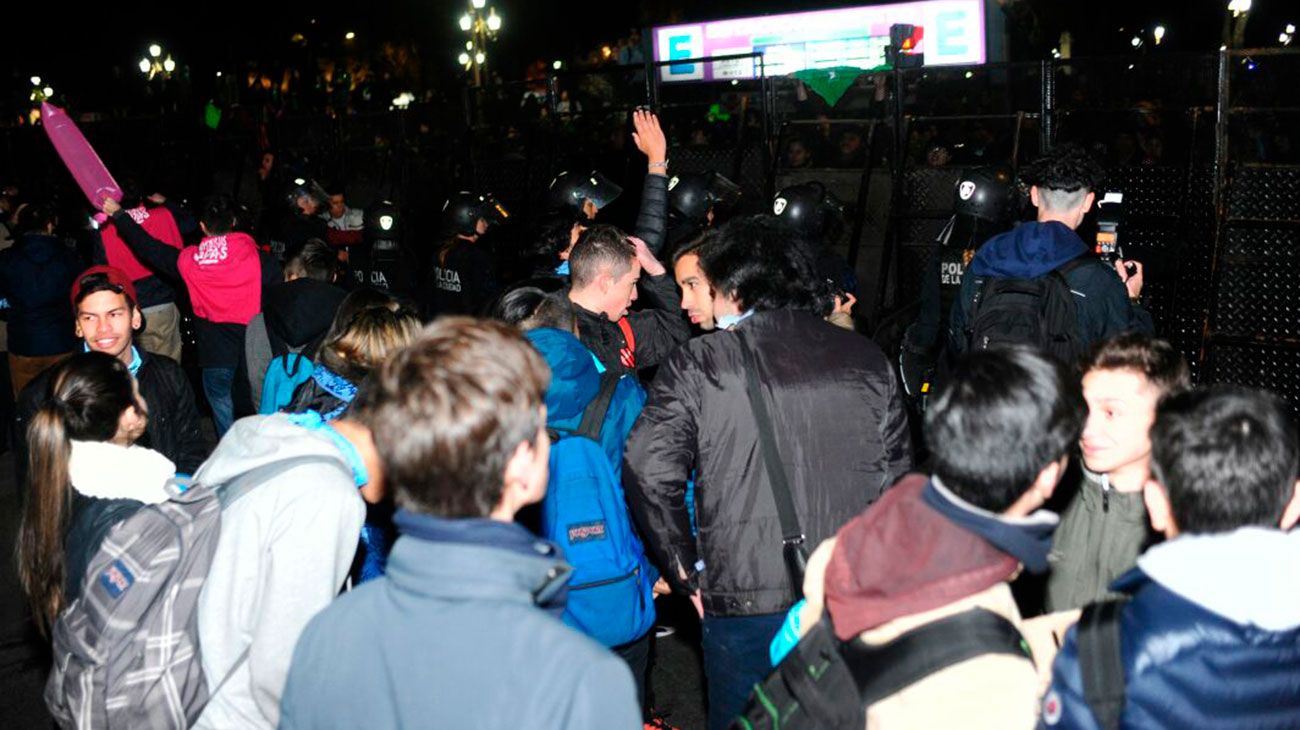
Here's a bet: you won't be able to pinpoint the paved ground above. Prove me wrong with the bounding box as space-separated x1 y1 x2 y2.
0 445 711 729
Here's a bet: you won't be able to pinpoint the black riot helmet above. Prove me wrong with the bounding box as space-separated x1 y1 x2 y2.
365 200 402 250
668 171 742 225
286 177 329 214
548 170 623 218
443 192 485 236
953 164 1018 223
772 181 845 240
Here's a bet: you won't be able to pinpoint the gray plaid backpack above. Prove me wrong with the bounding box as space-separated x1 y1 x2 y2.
45 455 336 729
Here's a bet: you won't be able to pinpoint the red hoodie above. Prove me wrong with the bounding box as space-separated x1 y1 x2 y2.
823 475 1020 640
100 206 183 282
177 232 263 325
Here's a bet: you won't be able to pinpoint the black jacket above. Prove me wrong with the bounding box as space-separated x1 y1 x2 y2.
15 350 211 489
574 270 690 376
623 310 912 616
0 234 83 357
633 173 669 256
432 238 500 317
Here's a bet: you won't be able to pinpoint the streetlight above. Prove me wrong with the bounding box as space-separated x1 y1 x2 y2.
30 76 41 86
345 31 356 40
139 44 178 81
1153 25 1166 45
456 0 502 86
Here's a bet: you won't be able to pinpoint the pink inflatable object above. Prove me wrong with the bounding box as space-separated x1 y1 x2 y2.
41 102 122 210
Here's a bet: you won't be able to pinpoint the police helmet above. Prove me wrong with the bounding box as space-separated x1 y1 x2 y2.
443 191 491 236
548 170 623 217
668 172 742 224
953 164 1017 223
365 200 402 240
772 181 844 239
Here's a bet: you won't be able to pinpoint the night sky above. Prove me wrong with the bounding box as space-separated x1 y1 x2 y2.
4 0 1295 106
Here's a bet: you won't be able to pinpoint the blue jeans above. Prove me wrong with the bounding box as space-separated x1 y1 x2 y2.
202 367 236 437
702 612 785 730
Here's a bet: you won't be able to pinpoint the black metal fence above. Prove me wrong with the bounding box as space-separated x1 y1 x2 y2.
1 49 1296 407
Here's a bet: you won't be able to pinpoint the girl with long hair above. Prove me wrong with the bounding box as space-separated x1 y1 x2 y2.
17 351 175 633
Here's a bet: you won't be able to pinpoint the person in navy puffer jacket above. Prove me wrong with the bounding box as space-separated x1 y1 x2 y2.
1040 385 1300 729
0 202 82 397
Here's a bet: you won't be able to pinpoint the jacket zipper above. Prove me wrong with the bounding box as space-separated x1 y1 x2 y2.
570 567 638 591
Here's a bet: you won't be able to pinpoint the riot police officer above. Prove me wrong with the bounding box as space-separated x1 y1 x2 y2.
898 164 1019 405
772 181 858 298
432 191 509 317
665 171 741 256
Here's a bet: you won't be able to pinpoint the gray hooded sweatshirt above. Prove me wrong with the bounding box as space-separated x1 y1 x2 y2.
192 414 365 730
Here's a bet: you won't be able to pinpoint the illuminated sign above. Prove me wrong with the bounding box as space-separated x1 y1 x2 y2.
652 0 985 82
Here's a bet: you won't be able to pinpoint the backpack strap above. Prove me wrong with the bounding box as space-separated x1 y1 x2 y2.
843 607 1032 708
737 334 808 594
576 371 621 441
616 317 637 369
1078 599 1127 730
216 453 353 510
1055 254 1093 277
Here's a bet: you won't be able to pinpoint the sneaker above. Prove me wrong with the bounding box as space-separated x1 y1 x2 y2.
653 624 675 638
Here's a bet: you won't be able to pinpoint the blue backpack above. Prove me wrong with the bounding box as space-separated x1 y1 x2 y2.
542 372 657 647
260 352 315 415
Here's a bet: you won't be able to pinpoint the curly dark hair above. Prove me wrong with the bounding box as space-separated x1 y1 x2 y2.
1022 143 1105 194
699 215 834 314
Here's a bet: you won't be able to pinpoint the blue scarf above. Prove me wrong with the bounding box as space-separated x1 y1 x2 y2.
922 477 1059 574
310 366 358 421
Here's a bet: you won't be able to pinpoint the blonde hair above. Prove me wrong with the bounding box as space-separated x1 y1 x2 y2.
319 301 421 383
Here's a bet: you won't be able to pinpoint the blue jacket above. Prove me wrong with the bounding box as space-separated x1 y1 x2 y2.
949 221 1153 355
1041 528 1300 729
0 233 82 356
280 512 640 729
526 327 647 481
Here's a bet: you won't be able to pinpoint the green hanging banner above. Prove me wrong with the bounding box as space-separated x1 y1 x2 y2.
203 102 222 130
791 66 866 107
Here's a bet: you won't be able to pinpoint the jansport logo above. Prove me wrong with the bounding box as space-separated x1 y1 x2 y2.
99 559 135 599
568 521 608 543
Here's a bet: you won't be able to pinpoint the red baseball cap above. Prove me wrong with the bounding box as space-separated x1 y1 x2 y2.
71 265 139 311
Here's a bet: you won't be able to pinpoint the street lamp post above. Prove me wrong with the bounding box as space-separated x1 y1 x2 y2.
457 1 502 86
138 43 178 81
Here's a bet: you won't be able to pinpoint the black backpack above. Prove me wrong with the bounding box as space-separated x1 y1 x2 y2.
730 608 1032 730
965 257 1089 363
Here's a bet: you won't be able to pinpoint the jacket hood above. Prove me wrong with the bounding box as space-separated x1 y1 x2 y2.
193 413 348 488
1134 527 1300 632
968 221 1088 278
824 475 1021 640
263 278 348 350
525 328 599 423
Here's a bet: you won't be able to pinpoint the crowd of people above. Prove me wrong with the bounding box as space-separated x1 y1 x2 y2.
2 111 1297 730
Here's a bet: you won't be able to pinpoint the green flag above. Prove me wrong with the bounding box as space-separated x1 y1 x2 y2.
204 102 222 130
792 66 865 107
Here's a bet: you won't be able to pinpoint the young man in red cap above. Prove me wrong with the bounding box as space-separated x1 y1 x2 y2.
14 266 210 487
